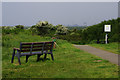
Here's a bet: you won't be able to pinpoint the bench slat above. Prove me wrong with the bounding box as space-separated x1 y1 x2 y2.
20 51 43 56
21 42 53 45
22 46 43 48
21 48 51 52
21 46 51 50
21 45 52 48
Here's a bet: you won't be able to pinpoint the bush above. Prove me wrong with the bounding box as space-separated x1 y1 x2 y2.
15 25 24 29
30 21 53 36
56 25 68 35
2 26 24 34
111 34 119 42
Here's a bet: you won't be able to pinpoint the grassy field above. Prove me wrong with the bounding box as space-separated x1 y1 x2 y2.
88 43 119 54
2 32 119 78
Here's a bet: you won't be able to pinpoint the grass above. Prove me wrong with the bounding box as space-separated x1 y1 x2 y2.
88 42 119 54
2 32 119 78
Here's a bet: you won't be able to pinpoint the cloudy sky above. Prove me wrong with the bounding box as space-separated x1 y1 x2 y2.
2 2 118 26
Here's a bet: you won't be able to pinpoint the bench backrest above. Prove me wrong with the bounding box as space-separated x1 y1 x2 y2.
19 41 54 53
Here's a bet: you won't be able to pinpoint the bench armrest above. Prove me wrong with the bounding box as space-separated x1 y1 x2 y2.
13 48 20 51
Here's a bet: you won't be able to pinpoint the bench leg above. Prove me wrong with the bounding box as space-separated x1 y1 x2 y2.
37 54 41 62
17 56 21 65
44 54 47 59
26 55 30 63
11 49 15 63
51 54 54 61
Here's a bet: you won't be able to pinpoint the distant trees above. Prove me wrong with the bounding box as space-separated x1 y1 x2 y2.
2 25 24 34
2 18 119 43
82 24 104 43
81 18 120 43
30 21 68 36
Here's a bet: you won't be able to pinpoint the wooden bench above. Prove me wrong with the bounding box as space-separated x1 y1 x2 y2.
11 41 54 65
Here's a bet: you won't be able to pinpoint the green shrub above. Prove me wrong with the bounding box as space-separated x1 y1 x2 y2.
56 25 68 35
15 25 24 29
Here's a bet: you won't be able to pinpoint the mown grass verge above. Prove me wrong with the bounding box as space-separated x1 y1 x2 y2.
88 42 119 54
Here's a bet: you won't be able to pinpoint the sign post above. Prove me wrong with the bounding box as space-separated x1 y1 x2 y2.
104 25 111 44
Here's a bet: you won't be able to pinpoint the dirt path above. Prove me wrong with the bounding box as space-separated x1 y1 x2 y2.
74 45 119 65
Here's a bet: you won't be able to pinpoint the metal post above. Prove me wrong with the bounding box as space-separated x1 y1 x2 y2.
105 33 108 44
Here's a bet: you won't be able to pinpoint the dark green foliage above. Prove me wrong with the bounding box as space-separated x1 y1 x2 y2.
30 25 37 35
2 18 119 44
56 29 83 44
30 21 57 36
81 18 120 43
37 26 50 35
55 24 68 35
2 26 11 34
55 18 119 44
35 21 50 36
15 25 24 29
82 24 105 43
2 26 24 35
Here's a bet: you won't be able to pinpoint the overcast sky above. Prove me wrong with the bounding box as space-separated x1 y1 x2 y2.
2 2 118 26
118 2 120 17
